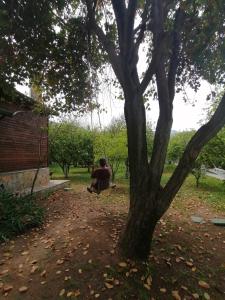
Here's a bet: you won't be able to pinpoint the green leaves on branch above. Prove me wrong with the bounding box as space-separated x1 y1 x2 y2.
49 122 94 178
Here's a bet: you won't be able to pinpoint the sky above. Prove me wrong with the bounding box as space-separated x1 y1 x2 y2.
75 79 211 131
17 79 211 132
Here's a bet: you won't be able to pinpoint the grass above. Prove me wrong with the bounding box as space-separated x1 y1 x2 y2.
50 164 225 213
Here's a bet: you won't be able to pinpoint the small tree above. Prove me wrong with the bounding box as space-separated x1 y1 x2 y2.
49 122 93 178
191 158 206 188
94 124 127 182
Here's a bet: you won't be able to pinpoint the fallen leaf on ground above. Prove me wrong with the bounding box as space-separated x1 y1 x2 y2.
30 265 38 274
204 292 210 300
19 286 28 293
198 280 210 289
144 283 151 290
59 289 65 296
118 262 127 267
3 284 13 292
105 282 114 289
172 290 181 300
74 290 81 296
57 259 64 265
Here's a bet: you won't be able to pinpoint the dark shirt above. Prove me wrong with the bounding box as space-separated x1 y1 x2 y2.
91 168 110 180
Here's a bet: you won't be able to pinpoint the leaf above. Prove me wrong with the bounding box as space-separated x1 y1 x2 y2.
95 294 100 298
144 283 151 290
186 261 194 267
160 288 167 293
146 275 152 286
172 290 181 300
105 282 114 289
192 293 200 299
67 291 74 297
19 286 28 293
59 289 65 296
74 290 81 296
198 280 210 289
30 265 39 274
3 284 13 292
204 292 210 300
130 268 138 273
118 262 127 267
114 279 120 285
57 259 64 265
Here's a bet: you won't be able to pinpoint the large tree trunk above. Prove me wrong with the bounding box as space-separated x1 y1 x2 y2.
121 191 160 259
85 0 225 261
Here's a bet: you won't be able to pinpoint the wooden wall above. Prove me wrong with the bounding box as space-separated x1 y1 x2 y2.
0 102 48 172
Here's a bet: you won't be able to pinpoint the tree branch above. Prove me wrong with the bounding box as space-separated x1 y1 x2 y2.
168 8 185 102
85 0 124 86
126 0 138 50
148 59 172 189
158 91 225 215
139 0 164 96
111 0 126 54
134 0 152 51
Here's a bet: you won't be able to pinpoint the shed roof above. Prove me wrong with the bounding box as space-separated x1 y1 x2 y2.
0 82 34 107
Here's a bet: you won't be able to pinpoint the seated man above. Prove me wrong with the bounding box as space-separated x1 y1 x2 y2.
87 158 111 194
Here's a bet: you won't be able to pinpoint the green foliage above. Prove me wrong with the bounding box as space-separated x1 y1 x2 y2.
0 191 44 241
167 131 195 163
168 129 225 186
94 118 127 181
49 122 94 178
1 0 225 111
191 159 206 187
0 0 104 112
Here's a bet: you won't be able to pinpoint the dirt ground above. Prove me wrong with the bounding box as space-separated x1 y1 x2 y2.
0 185 224 300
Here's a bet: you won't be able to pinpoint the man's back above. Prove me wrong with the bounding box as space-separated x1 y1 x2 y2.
91 168 110 180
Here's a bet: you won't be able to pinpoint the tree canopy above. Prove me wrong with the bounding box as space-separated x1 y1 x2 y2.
49 121 93 178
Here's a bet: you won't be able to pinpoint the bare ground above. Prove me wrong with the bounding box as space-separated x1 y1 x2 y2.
0 185 224 300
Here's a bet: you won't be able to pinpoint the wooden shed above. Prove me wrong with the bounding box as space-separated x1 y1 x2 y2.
0 85 49 193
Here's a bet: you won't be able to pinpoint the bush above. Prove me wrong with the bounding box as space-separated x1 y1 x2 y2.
0 191 44 241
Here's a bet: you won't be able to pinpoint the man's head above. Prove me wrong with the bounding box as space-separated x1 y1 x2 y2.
99 158 107 167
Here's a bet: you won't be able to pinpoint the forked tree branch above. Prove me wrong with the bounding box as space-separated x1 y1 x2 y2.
158 91 225 215
168 8 185 102
148 59 172 188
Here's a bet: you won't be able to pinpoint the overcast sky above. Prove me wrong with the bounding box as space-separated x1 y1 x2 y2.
17 79 211 132
75 79 211 131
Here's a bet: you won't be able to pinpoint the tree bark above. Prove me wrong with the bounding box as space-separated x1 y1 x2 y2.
120 191 159 260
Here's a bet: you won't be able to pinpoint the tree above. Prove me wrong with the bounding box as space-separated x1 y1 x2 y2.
167 131 195 164
83 0 225 260
94 119 127 182
49 122 93 178
2 0 225 260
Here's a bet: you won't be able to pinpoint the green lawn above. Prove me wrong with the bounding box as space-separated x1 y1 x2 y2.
50 164 225 212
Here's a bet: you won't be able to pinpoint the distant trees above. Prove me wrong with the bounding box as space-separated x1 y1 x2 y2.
168 129 225 187
49 122 94 178
167 131 195 164
94 117 127 182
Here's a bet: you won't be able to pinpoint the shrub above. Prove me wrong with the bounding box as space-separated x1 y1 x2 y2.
0 191 44 241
